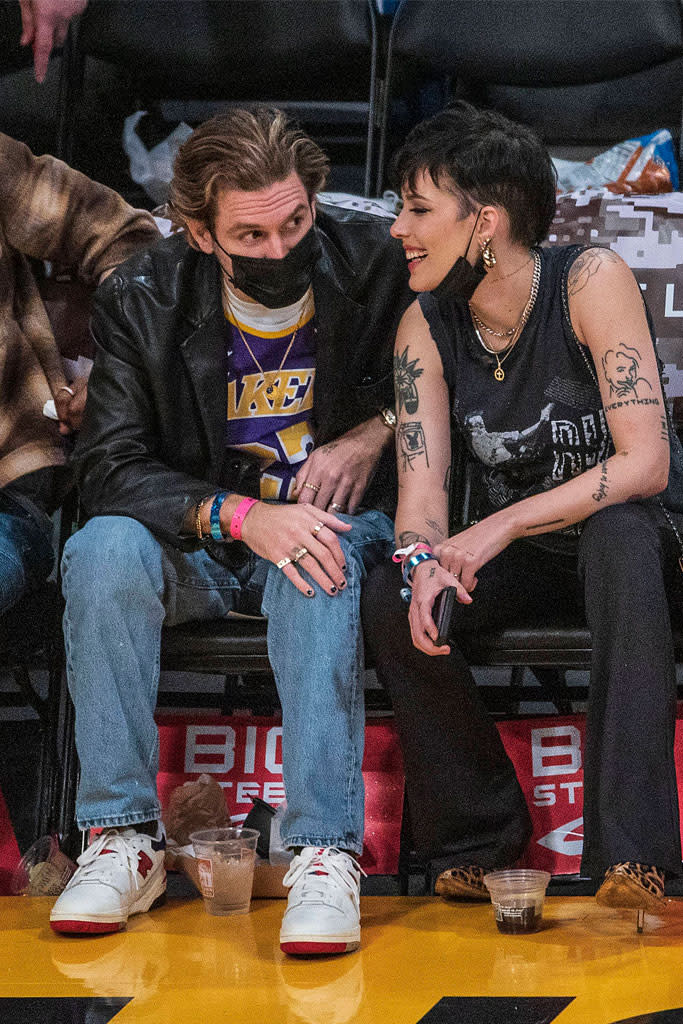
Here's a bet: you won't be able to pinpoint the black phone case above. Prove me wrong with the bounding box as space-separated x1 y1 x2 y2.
433 586 457 646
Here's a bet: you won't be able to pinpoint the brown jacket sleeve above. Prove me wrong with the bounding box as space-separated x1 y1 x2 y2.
0 132 160 284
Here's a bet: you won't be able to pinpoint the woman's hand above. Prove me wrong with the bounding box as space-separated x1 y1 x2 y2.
434 514 514 593
408 559 471 656
240 501 351 598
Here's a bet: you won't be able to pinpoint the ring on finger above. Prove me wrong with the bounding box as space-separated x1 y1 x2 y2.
311 521 324 537
329 502 346 513
277 556 292 569
292 546 309 563
303 482 320 493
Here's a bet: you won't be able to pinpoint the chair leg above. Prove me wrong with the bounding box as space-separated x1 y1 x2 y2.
397 783 412 896
529 667 573 716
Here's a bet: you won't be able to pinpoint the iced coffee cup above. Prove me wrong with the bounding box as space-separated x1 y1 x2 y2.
483 869 551 934
189 827 260 916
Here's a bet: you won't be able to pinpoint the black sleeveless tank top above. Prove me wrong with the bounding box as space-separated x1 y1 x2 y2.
419 245 683 518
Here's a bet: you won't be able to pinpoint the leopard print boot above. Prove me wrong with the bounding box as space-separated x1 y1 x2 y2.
435 865 489 901
595 862 665 913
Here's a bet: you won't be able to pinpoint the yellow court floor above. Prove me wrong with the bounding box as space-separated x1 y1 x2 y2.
2 893 683 1023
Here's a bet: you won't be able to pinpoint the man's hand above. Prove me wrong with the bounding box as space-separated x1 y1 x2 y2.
20 0 88 83
408 559 471 657
241 501 351 598
295 414 392 514
54 375 88 435
434 513 514 593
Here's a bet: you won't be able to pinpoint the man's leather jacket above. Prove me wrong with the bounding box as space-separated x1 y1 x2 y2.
75 203 411 551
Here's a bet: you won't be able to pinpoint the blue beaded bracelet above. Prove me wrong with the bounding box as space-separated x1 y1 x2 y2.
402 550 437 585
210 491 230 541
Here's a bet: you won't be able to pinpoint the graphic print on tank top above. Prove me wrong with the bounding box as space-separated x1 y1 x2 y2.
224 287 316 501
419 246 615 515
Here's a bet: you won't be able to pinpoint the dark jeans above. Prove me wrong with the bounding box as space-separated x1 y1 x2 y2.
0 471 55 616
362 502 683 884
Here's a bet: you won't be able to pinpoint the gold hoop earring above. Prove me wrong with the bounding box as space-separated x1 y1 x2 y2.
481 238 496 270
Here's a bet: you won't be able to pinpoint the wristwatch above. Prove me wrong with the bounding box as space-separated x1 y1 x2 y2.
379 407 397 431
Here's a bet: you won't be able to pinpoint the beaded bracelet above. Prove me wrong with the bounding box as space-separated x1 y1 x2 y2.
230 497 259 541
402 550 437 585
209 491 230 541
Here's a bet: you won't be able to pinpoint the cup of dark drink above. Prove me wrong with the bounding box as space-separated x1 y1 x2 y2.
483 869 551 934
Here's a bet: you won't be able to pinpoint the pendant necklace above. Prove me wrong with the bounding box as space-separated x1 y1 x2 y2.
225 296 303 397
469 249 541 382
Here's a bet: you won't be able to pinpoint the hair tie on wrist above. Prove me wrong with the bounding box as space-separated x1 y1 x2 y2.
230 497 259 541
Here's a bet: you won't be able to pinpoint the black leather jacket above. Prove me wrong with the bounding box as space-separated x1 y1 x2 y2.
75 204 411 550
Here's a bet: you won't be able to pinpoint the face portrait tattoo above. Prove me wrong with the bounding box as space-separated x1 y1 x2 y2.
602 344 653 399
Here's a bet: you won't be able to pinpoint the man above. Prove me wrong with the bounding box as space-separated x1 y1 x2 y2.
51 107 410 955
0 131 158 619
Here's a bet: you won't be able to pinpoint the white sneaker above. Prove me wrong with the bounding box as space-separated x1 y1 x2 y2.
280 847 364 956
50 828 166 935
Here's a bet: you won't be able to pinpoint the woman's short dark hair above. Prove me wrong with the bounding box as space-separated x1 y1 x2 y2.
392 101 557 248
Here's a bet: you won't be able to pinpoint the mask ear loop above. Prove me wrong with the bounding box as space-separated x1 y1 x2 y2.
463 207 483 262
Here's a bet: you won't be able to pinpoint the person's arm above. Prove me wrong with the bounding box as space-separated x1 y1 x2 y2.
20 0 88 83
435 249 668 595
390 300 466 654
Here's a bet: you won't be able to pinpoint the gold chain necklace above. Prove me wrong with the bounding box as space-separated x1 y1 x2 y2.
470 249 541 382
225 296 303 398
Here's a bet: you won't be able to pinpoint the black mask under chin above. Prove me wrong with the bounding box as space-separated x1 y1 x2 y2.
431 207 486 303
215 223 322 308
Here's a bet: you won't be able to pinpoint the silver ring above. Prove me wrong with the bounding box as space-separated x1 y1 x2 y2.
312 521 324 537
329 502 346 513
58 385 75 396
453 571 461 581
276 557 292 569
303 482 320 493
292 546 309 563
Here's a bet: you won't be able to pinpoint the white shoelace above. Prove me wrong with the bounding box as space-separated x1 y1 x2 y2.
283 848 366 907
73 830 142 892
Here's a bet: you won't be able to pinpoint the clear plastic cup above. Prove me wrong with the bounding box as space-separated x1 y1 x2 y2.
189 827 260 916
10 835 77 896
483 869 551 934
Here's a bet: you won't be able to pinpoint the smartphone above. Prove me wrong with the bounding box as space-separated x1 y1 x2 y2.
433 587 457 646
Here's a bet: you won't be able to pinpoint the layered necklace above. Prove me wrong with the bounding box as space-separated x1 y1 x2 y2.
469 249 542 382
224 293 306 398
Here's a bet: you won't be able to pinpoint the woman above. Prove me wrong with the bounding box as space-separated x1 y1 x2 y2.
362 101 683 909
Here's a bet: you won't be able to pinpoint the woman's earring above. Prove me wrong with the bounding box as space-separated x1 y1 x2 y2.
481 238 496 270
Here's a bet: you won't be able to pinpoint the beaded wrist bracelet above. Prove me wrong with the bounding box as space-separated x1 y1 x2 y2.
209 491 230 541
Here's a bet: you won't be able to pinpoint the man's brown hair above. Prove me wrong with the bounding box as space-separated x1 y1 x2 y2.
168 107 330 233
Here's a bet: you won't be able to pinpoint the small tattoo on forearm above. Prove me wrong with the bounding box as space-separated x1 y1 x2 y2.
398 421 430 471
399 531 430 548
661 416 669 442
428 566 436 578
602 344 653 400
567 248 619 296
394 346 424 416
592 460 609 502
426 519 445 536
524 519 565 533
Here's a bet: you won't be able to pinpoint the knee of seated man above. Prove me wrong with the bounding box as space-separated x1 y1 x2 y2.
62 515 162 600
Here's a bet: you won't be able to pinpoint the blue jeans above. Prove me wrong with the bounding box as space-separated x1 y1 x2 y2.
61 510 394 851
0 490 54 615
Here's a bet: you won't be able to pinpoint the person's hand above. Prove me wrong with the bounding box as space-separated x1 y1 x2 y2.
294 416 390 515
241 501 352 598
53 375 88 435
408 558 471 656
434 514 513 593
19 0 88 83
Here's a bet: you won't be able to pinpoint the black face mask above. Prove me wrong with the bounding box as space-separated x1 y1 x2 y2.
432 208 486 303
214 222 321 308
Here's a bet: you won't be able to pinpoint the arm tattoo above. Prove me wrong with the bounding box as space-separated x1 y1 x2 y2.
524 519 566 533
592 460 609 502
567 247 619 297
660 416 669 442
426 519 445 536
428 565 436 578
601 343 653 400
394 346 424 415
398 421 430 471
398 531 431 548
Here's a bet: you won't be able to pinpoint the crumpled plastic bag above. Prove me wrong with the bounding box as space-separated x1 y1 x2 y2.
122 110 193 204
163 773 230 847
553 130 679 195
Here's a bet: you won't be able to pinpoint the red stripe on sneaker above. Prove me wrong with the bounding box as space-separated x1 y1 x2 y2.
50 920 125 935
281 941 350 955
